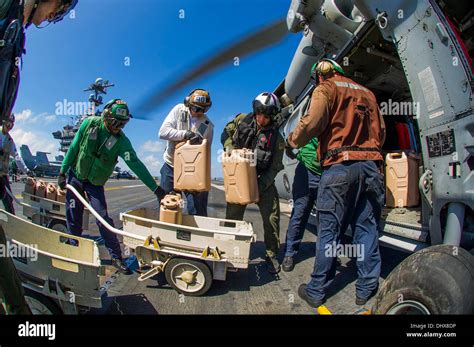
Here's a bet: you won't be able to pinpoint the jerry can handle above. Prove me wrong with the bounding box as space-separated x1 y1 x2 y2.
386 152 404 160
185 138 207 146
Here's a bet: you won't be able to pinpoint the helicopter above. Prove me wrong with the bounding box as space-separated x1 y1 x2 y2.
136 0 474 314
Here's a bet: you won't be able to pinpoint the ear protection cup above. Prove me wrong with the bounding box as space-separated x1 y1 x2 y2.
184 89 200 106
102 99 119 117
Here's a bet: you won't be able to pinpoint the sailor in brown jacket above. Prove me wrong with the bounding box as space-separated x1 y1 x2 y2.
288 59 386 308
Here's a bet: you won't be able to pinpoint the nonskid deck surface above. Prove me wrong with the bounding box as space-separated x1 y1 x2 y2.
10 179 409 314
382 207 422 227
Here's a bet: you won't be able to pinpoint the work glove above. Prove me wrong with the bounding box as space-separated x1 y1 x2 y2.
58 173 67 190
154 186 166 204
168 189 180 196
184 130 203 145
184 130 195 140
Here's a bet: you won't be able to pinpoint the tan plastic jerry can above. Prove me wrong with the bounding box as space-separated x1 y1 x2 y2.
385 151 420 208
57 188 66 203
174 139 211 192
24 177 36 195
35 180 47 198
160 194 183 225
46 183 57 201
222 149 259 205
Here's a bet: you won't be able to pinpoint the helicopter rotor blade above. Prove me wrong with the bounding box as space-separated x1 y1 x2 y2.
136 18 288 117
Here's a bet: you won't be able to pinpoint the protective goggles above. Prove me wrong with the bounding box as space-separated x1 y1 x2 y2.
107 117 129 130
254 106 277 117
189 105 209 113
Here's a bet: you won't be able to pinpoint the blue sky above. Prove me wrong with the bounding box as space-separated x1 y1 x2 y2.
12 0 301 178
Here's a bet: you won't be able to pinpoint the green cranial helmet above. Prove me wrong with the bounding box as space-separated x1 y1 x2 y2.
311 58 345 81
102 99 131 129
103 99 130 120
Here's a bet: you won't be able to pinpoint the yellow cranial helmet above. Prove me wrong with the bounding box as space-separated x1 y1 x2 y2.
185 89 212 112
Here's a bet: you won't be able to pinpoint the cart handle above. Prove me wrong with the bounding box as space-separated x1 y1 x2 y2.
4 186 42 214
66 184 147 241
5 184 146 241
5 185 24 206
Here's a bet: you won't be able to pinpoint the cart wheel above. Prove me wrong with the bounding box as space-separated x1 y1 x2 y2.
164 257 212 296
24 288 62 315
47 219 68 233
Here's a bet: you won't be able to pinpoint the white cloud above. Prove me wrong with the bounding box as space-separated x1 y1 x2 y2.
14 109 57 124
139 140 165 154
134 140 165 176
141 154 162 176
15 109 33 122
45 115 57 123
11 127 59 160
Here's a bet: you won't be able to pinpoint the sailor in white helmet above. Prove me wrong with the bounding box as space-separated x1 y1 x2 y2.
221 92 285 274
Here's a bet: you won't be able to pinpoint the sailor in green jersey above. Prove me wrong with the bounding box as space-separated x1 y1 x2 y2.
58 99 166 274
282 138 322 272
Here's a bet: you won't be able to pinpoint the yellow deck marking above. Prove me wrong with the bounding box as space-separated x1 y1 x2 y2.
317 305 333 315
105 184 145 192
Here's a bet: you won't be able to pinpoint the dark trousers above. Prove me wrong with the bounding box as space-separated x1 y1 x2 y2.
160 162 209 217
0 175 14 214
0 176 30 314
306 161 384 301
284 163 320 258
226 183 280 258
0 226 31 314
65 171 122 260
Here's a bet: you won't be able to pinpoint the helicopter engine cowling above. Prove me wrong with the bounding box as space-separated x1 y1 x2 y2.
322 0 365 33
284 0 357 102
284 32 324 102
